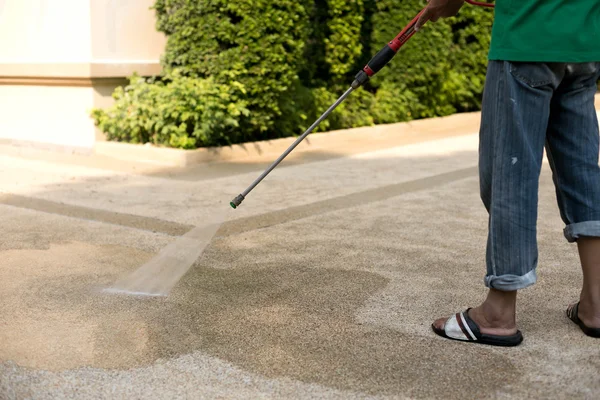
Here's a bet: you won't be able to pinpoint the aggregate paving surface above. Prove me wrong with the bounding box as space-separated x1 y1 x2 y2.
1 129 599 399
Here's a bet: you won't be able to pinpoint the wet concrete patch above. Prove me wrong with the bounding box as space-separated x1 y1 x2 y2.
1 240 519 397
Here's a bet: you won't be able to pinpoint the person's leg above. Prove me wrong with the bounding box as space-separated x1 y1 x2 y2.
544 62 600 330
576 238 600 328
433 61 563 339
461 288 517 336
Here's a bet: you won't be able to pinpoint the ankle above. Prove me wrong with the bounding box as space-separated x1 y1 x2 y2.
473 289 517 327
579 293 600 320
580 288 600 306
478 302 516 327
485 288 516 310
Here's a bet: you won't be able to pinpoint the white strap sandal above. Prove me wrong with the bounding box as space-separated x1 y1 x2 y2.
432 309 523 347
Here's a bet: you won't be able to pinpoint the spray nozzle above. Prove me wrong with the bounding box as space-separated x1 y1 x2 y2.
230 194 245 209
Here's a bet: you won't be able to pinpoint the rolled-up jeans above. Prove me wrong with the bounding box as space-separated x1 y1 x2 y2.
479 61 600 291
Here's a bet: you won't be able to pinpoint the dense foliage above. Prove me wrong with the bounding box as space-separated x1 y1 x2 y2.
92 0 494 148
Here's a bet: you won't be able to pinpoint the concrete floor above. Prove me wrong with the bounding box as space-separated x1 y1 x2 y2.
1 128 599 399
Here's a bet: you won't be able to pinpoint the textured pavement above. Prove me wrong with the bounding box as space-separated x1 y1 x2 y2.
1 123 599 399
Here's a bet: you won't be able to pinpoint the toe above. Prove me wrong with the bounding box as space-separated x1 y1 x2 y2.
432 317 448 331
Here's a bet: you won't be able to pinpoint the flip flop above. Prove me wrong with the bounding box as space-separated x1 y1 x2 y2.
566 302 600 338
432 308 523 347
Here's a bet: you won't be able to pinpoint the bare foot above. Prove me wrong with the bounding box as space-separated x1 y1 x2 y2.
467 305 517 336
575 237 600 329
433 289 518 336
433 308 517 336
569 301 600 329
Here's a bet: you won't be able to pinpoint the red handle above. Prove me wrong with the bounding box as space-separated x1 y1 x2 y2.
351 1 494 88
388 1 494 53
466 1 495 8
388 9 425 52
390 1 495 52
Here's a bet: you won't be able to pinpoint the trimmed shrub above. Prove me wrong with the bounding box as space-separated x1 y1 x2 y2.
91 72 249 149
153 0 310 137
92 0 494 149
324 0 365 82
446 4 494 112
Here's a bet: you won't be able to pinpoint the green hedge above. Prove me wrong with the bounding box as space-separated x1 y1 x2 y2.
154 0 311 137
92 0 493 148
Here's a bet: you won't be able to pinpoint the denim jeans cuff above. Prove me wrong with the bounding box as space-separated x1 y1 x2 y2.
484 269 537 291
563 221 600 243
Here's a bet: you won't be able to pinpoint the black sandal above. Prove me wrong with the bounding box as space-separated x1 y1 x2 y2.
566 302 600 338
432 308 523 347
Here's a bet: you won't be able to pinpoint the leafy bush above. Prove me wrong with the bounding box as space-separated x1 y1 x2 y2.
324 0 365 83
91 73 249 149
153 0 310 137
445 4 494 112
92 0 494 149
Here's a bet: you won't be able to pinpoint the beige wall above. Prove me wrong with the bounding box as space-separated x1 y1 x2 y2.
0 0 166 148
0 0 166 74
90 0 164 62
0 84 97 148
0 0 92 62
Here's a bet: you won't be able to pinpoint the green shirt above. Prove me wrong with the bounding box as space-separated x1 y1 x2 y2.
489 0 600 62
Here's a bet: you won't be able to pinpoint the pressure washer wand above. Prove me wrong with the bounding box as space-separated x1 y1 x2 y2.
229 86 355 208
229 10 427 209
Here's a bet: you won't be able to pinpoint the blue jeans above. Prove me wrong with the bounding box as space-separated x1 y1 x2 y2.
479 61 600 291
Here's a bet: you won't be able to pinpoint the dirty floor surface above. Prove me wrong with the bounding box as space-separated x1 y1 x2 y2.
1 131 599 399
